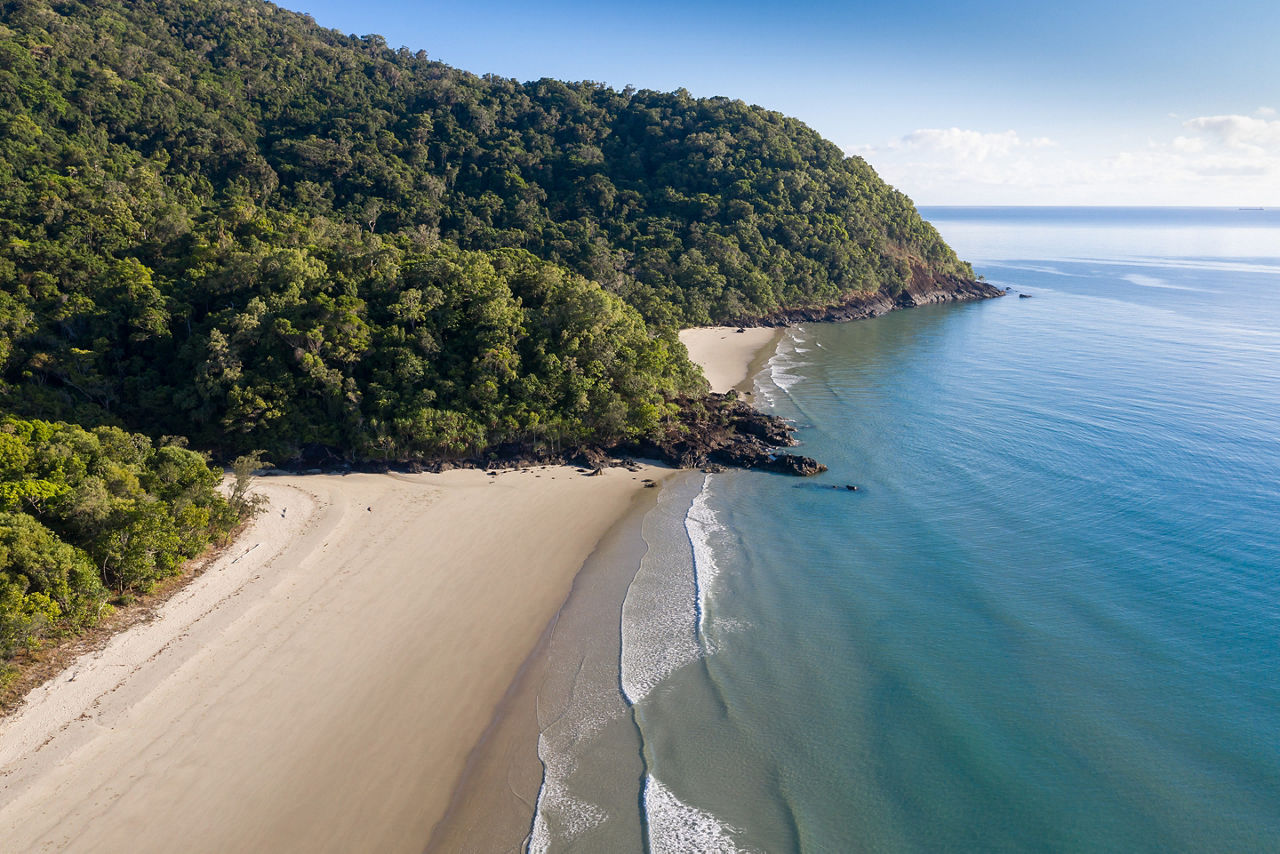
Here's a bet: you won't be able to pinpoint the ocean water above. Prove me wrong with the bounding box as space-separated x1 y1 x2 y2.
529 208 1280 852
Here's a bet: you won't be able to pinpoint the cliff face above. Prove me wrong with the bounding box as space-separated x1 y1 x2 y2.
731 266 1005 327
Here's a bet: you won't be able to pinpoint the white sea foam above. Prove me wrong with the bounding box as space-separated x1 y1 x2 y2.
620 478 705 704
644 775 754 853
527 658 623 850
529 809 549 854
1121 272 1200 291
763 330 807 398
619 590 700 705
685 476 722 636
529 509 670 851
528 771 607 854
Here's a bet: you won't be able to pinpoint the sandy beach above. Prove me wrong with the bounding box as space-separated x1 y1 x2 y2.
679 326 782 394
0 329 782 852
0 466 671 853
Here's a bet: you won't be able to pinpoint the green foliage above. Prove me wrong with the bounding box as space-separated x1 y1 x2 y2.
229 451 269 518
0 418 239 659
0 0 968 461
0 0 979 673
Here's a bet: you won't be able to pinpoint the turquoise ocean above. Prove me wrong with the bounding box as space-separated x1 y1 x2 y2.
528 207 1280 852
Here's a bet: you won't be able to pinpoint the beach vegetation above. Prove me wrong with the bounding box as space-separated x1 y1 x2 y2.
229 451 270 519
0 417 240 662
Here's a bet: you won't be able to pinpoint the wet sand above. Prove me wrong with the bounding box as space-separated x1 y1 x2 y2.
425 483 665 852
431 329 789 849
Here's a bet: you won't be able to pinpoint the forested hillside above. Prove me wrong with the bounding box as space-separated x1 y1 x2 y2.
0 0 976 462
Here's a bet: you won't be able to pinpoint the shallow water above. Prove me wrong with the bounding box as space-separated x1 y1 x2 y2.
531 207 1280 852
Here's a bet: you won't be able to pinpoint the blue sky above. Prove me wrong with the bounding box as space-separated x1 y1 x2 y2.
283 0 1280 205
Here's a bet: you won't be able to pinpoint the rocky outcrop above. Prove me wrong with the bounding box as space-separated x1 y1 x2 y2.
620 393 826 476
757 454 828 476
286 394 824 477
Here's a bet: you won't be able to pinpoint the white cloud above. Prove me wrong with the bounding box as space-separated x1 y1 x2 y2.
845 111 1280 204
1182 113 1280 153
887 128 1054 162
1190 162 1268 177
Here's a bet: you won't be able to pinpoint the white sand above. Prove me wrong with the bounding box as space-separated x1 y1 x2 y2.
0 466 671 853
679 326 781 393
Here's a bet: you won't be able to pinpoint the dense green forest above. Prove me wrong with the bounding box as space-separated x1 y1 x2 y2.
0 0 974 463
0 0 985 669
0 417 241 675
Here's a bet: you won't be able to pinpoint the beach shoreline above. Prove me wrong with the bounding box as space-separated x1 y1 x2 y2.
0 466 674 852
427 326 789 849
425 478 671 852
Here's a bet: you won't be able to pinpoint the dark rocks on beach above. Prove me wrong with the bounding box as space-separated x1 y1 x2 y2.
620 393 826 477
570 447 613 470
273 396 824 477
